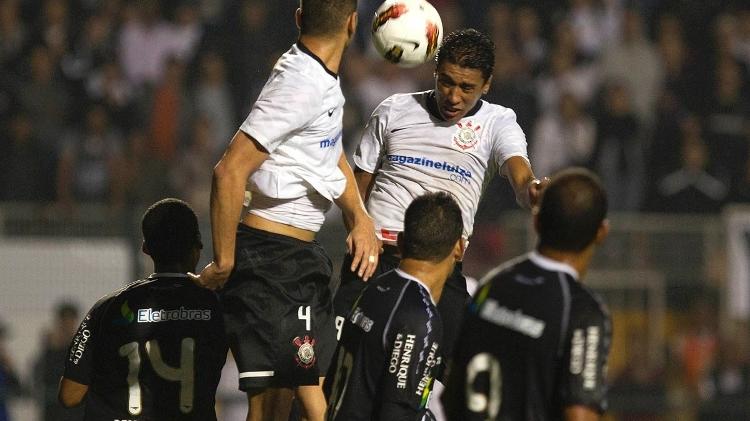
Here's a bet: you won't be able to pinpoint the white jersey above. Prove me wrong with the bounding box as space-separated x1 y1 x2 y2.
354 91 528 239
239 42 346 232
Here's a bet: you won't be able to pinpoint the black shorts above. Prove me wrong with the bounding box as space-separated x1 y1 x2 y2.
220 224 336 390
333 245 470 365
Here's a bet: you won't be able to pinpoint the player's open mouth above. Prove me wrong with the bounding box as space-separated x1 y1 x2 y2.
441 107 461 119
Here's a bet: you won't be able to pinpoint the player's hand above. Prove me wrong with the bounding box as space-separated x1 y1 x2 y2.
528 177 550 209
192 260 231 290
346 217 380 281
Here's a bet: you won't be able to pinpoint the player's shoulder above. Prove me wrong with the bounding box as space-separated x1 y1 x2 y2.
376 90 428 113
569 280 610 323
479 100 520 123
268 44 333 91
478 252 534 286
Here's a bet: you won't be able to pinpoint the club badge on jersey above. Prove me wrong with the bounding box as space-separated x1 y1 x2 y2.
294 335 317 369
452 121 481 151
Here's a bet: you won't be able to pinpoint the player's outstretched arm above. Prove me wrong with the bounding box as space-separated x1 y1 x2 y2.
197 130 269 290
504 156 549 209
58 377 88 408
335 152 379 281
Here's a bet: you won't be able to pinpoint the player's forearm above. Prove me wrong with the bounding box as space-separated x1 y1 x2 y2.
209 161 246 274
336 154 372 230
505 156 537 209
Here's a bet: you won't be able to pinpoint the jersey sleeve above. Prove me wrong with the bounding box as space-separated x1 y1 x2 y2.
62 297 110 385
559 295 612 413
490 108 530 175
353 97 392 173
377 302 442 420
239 72 322 153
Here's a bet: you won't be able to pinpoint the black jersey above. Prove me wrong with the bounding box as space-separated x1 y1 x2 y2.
63 273 228 421
443 252 611 421
324 269 443 421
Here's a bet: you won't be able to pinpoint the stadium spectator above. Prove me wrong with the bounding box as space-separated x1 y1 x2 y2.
591 82 644 211
56 103 125 208
0 320 20 421
32 301 82 421
325 192 463 420
443 167 612 421
531 91 596 177
0 110 56 202
194 51 236 160
18 45 71 148
58 198 228 419
650 120 729 213
599 7 664 128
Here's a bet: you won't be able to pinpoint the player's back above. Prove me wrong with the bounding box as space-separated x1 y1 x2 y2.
325 269 443 420
67 274 228 421
444 252 610 421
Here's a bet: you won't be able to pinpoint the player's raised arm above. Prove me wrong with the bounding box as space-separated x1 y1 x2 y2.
335 152 379 281
199 130 269 289
503 156 548 209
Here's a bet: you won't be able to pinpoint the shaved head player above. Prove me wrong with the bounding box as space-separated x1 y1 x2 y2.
443 168 612 421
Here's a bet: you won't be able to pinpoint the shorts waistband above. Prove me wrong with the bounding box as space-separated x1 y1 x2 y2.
238 223 315 246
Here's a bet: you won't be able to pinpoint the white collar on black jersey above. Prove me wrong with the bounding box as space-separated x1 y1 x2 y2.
394 268 436 305
148 273 190 279
528 251 579 280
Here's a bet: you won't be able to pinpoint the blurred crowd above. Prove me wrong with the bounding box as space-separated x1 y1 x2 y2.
1 0 749 217
1 0 750 420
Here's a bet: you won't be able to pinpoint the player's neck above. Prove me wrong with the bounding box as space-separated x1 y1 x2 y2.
536 246 595 280
298 34 346 75
398 258 453 302
152 262 192 275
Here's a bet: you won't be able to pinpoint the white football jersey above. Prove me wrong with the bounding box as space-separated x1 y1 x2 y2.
240 42 346 232
354 91 528 239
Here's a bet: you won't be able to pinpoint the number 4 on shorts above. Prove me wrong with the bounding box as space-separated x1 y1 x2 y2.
298 305 311 331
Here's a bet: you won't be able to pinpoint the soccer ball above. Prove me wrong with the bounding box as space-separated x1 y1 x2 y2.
371 0 443 68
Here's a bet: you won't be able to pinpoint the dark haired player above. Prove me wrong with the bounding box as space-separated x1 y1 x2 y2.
195 0 379 420
443 168 612 421
334 28 547 366
325 192 464 420
58 198 227 420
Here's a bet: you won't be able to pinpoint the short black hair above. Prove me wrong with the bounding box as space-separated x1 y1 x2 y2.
537 168 608 252
299 0 357 37
436 28 495 80
401 192 463 262
141 198 202 264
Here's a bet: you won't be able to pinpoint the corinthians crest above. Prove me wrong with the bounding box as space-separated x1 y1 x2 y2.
452 120 481 150
293 335 316 369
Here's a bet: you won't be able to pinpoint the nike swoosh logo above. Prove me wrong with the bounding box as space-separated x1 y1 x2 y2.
328 108 335 117
390 127 408 133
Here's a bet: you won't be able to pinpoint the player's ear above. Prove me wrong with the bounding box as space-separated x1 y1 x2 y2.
453 238 466 261
295 8 302 30
141 240 150 256
346 11 358 39
482 75 493 95
595 219 610 245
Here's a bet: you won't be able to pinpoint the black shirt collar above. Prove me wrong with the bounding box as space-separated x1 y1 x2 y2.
297 41 338 79
425 90 483 121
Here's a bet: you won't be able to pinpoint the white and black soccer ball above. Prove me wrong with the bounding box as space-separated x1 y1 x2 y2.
371 0 443 68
